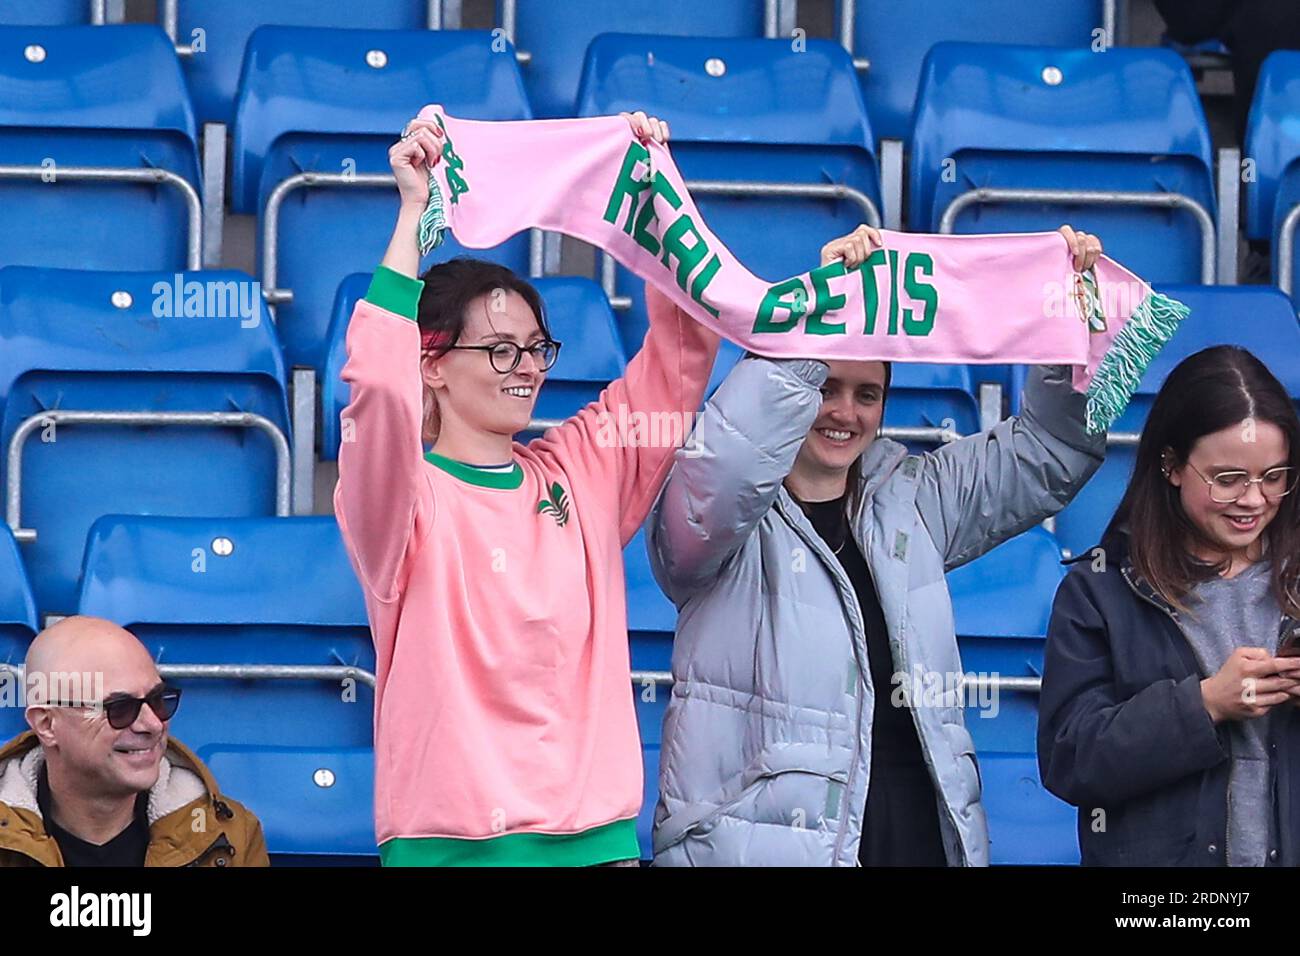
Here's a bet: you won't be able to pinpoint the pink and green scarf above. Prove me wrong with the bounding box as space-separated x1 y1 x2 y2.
415 106 1189 434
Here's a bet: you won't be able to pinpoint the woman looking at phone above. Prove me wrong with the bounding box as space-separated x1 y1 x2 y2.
1039 345 1300 866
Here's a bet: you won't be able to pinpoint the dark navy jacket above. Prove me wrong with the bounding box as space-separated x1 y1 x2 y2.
1038 532 1300 866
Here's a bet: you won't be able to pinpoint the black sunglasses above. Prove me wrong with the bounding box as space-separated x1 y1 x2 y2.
49 685 183 730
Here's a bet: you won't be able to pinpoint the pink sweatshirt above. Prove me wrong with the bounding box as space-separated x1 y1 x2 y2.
334 266 717 865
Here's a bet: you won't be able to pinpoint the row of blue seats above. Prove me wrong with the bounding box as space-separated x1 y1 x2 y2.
1 0 1111 139
4 263 1299 611
0 510 1076 863
0 261 976 615
8 279 1300 862
7 25 1297 380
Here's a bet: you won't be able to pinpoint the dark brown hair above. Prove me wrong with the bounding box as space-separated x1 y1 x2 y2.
844 360 893 512
415 258 551 444
1105 345 1300 614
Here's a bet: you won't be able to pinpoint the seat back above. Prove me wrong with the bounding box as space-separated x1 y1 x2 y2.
0 266 288 614
577 33 880 359
503 0 769 118
0 0 99 25
885 362 981 450
527 277 627 429
911 42 1216 285
0 25 200 272
233 26 533 370
77 514 375 857
624 525 675 859
1244 51 1300 302
836 0 1104 142
0 525 37 741
175 0 430 125
946 526 1078 863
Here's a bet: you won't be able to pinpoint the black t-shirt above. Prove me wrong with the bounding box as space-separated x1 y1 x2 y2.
796 492 948 866
37 765 150 867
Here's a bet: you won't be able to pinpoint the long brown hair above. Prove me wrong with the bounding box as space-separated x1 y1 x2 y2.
1105 345 1300 614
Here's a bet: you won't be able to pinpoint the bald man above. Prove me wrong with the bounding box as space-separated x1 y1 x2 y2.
0 616 268 867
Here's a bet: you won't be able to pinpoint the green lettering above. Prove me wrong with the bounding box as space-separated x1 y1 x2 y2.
689 253 722 317
806 260 848 335
902 252 938 336
602 141 652 234
632 172 683 255
754 277 808 333
887 249 900 334
660 212 707 290
857 249 886 334
432 115 469 203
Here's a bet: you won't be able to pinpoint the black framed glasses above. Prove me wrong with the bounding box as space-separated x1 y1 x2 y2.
48 685 182 730
1185 462 1299 503
445 340 562 374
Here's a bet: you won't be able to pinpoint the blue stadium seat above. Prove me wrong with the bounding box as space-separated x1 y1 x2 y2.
502 0 771 119
527 277 627 429
699 354 981 450
0 25 200 272
320 273 371 463
233 26 534 372
911 43 1216 285
885 362 981 450
625 525 674 859
835 0 1105 143
320 273 626 460
1051 284 1300 558
946 525 1078 864
1245 51 1300 303
0 266 289 615
173 0 431 125
0 0 100 25
0 525 37 742
77 514 375 859
577 33 881 363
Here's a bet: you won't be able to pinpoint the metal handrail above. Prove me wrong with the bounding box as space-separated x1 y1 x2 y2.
525 420 960 445
938 186 1216 284
6 410 292 544
883 425 962 444
629 669 1039 693
690 179 880 228
2 664 1038 695
1277 203 1300 296
261 171 544 307
159 664 377 689
0 165 201 271
0 661 376 691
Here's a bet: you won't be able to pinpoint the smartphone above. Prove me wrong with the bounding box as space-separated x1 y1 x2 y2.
1279 627 1300 658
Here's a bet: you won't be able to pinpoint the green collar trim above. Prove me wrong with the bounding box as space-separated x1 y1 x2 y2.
425 451 524 489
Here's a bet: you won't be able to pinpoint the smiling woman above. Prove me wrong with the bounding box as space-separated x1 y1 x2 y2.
1039 345 1300 868
333 110 720 867
647 224 1107 868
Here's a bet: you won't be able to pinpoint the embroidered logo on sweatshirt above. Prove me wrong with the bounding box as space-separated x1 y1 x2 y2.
536 482 571 527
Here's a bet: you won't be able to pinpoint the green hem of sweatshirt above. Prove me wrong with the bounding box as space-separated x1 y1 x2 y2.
378 818 640 867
